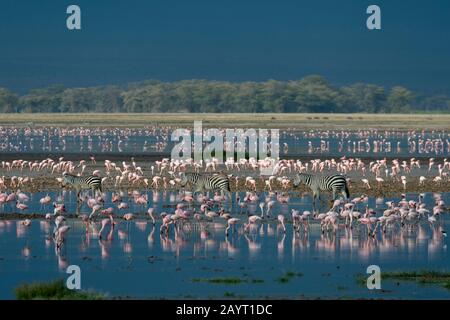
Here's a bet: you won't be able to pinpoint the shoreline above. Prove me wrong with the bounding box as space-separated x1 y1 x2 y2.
1 113 450 129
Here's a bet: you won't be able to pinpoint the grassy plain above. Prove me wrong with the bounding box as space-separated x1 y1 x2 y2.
1 113 450 129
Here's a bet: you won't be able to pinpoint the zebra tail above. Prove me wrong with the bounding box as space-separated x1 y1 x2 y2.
344 184 350 199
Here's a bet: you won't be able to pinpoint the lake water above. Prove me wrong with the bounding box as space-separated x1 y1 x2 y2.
1 191 449 299
1 127 448 157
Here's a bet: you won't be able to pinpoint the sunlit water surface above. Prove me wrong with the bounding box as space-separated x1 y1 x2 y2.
0 191 449 299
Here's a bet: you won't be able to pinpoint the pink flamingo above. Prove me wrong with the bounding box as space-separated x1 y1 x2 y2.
16 202 28 212
79 214 90 232
53 203 66 215
118 202 128 210
277 214 286 233
123 213 134 221
21 219 32 226
98 218 112 239
147 208 156 226
39 194 51 207
55 225 70 249
225 217 240 236
244 215 262 233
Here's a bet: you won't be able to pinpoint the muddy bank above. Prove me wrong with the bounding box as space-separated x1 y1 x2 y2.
2 175 449 196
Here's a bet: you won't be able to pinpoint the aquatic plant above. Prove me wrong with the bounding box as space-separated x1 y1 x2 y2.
276 271 304 284
356 270 450 290
191 277 264 285
14 280 105 300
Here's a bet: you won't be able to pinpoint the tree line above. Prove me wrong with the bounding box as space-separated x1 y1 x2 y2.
1 75 449 113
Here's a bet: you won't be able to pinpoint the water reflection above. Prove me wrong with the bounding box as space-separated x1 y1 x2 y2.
0 192 449 299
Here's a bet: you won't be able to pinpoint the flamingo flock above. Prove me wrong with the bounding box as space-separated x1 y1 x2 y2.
1 153 449 197
6 183 448 253
0 127 449 157
0 127 449 253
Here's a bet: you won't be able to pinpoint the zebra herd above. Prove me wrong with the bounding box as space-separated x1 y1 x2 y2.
61 171 350 210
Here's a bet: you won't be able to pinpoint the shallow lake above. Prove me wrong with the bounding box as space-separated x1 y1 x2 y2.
1 128 448 157
1 191 449 299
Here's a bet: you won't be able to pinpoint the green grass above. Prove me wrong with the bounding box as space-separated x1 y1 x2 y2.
276 271 304 284
191 277 264 285
14 280 105 300
356 270 450 290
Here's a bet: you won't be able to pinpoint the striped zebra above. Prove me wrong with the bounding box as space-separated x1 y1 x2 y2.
293 173 349 210
62 172 103 200
180 172 231 196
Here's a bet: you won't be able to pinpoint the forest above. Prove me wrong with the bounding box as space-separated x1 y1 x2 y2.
1 75 449 113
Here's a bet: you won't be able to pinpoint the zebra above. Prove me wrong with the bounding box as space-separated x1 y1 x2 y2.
179 172 231 197
293 173 349 211
62 172 103 201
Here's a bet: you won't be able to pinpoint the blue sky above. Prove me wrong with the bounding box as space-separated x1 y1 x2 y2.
1 0 449 94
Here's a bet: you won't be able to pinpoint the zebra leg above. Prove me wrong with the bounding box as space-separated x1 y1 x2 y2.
98 185 103 199
330 190 337 208
344 184 350 202
312 193 317 213
342 189 349 202
225 190 232 208
318 191 327 209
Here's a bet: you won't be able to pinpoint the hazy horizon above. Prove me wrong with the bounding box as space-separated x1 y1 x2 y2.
1 0 450 94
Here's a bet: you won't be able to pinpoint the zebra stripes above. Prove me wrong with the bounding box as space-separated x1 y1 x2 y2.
180 172 231 196
293 173 349 209
62 173 103 199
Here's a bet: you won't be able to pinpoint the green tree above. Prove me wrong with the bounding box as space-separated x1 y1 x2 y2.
0 88 19 112
387 86 414 113
292 75 343 112
341 83 386 112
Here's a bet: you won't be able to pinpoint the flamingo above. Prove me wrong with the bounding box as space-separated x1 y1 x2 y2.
55 225 70 249
244 215 262 232
98 218 112 239
225 218 240 236
16 202 28 212
277 214 286 233
21 219 32 226
147 208 156 226
39 194 52 207
123 213 134 225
